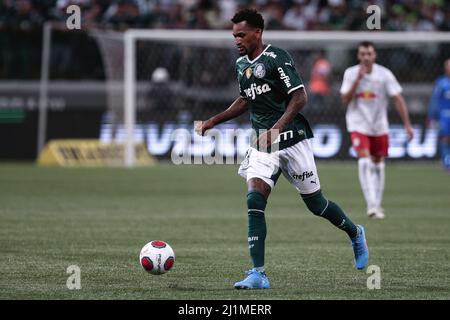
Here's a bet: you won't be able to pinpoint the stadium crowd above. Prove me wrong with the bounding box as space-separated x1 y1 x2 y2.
1 0 450 31
0 0 449 79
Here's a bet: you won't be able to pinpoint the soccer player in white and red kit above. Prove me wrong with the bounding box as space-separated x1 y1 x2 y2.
340 42 414 219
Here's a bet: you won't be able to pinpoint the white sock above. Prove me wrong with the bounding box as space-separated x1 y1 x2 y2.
372 161 385 209
358 157 376 210
255 266 265 273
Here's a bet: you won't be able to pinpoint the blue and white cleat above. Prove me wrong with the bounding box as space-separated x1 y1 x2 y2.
234 268 270 290
351 225 369 270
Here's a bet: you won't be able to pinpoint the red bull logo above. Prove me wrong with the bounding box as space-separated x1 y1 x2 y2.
356 91 377 100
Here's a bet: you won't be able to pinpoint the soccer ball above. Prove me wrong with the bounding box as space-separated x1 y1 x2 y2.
139 240 175 275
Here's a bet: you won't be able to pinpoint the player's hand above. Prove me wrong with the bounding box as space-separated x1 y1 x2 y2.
257 129 278 151
357 64 367 80
195 120 214 136
405 124 414 142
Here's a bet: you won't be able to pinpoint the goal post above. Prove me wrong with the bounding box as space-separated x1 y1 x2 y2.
124 31 136 168
37 21 52 156
95 29 450 167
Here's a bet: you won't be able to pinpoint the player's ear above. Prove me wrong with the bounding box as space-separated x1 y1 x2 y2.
254 28 262 39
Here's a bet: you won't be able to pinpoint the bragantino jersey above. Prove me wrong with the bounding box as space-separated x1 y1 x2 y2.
235 44 313 151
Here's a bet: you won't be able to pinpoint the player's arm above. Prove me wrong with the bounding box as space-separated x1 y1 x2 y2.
392 94 414 141
258 51 307 148
258 88 307 148
195 96 248 136
341 65 366 106
272 88 307 131
427 80 441 127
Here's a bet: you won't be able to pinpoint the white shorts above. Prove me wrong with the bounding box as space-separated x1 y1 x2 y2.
238 139 321 195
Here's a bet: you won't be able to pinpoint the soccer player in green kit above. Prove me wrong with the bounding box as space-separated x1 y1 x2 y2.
195 8 369 289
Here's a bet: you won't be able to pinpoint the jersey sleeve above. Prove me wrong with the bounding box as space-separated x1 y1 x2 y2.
274 51 304 95
385 69 402 96
340 68 353 95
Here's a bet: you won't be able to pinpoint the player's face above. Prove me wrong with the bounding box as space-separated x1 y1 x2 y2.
232 21 262 56
357 46 376 67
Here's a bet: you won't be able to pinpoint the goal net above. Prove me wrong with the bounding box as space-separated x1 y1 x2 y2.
92 30 450 166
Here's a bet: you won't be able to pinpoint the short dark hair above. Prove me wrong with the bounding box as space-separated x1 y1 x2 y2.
231 8 264 30
358 41 376 50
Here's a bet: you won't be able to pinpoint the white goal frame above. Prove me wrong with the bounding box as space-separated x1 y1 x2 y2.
123 30 450 167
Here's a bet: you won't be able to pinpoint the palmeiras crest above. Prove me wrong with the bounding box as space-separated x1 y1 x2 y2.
253 63 266 78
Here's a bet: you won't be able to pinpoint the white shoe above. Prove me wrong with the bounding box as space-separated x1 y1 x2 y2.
367 208 378 218
375 207 385 219
368 207 385 219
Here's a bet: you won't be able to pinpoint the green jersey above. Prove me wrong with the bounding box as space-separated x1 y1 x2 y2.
235 44 313 151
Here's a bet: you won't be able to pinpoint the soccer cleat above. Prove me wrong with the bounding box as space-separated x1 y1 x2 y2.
351 225 369 270
368 207 385 219
234 268 270 289
375 207 385 219
367 207 378 219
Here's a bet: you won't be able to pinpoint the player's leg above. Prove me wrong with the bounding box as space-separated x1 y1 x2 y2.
236 148 280 289
281 140 369 269
439 117 450 171
246 177 271 273
234 178 273 289
369 134 389 218
371 156 385 218
303 190 369 269
301 190 359 239
351 132 377 217
441 136 450 171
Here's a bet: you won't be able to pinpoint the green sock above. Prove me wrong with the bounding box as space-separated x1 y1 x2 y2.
247 191 267 269
303 191 358 239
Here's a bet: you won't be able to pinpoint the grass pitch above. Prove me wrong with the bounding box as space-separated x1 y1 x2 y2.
0 162 449 299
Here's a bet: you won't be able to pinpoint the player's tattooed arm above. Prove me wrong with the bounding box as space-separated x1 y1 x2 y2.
392 94 414 141
272 87 307 132
258 88 307 149
195 96 248 136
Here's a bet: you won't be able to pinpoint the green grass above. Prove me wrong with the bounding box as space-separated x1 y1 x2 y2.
0 162 449 299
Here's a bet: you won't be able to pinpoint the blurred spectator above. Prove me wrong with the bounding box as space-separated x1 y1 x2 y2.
206 1 230 29
2 0 43 79
186 3 210 29
1 0 449 31
440 7 450 31
326 0 351 30
283 2 308 30
164 3 187 28
261 0 285 30
308 50 332 112
1 0 450 80
12 0 44 30
104 0 141 29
